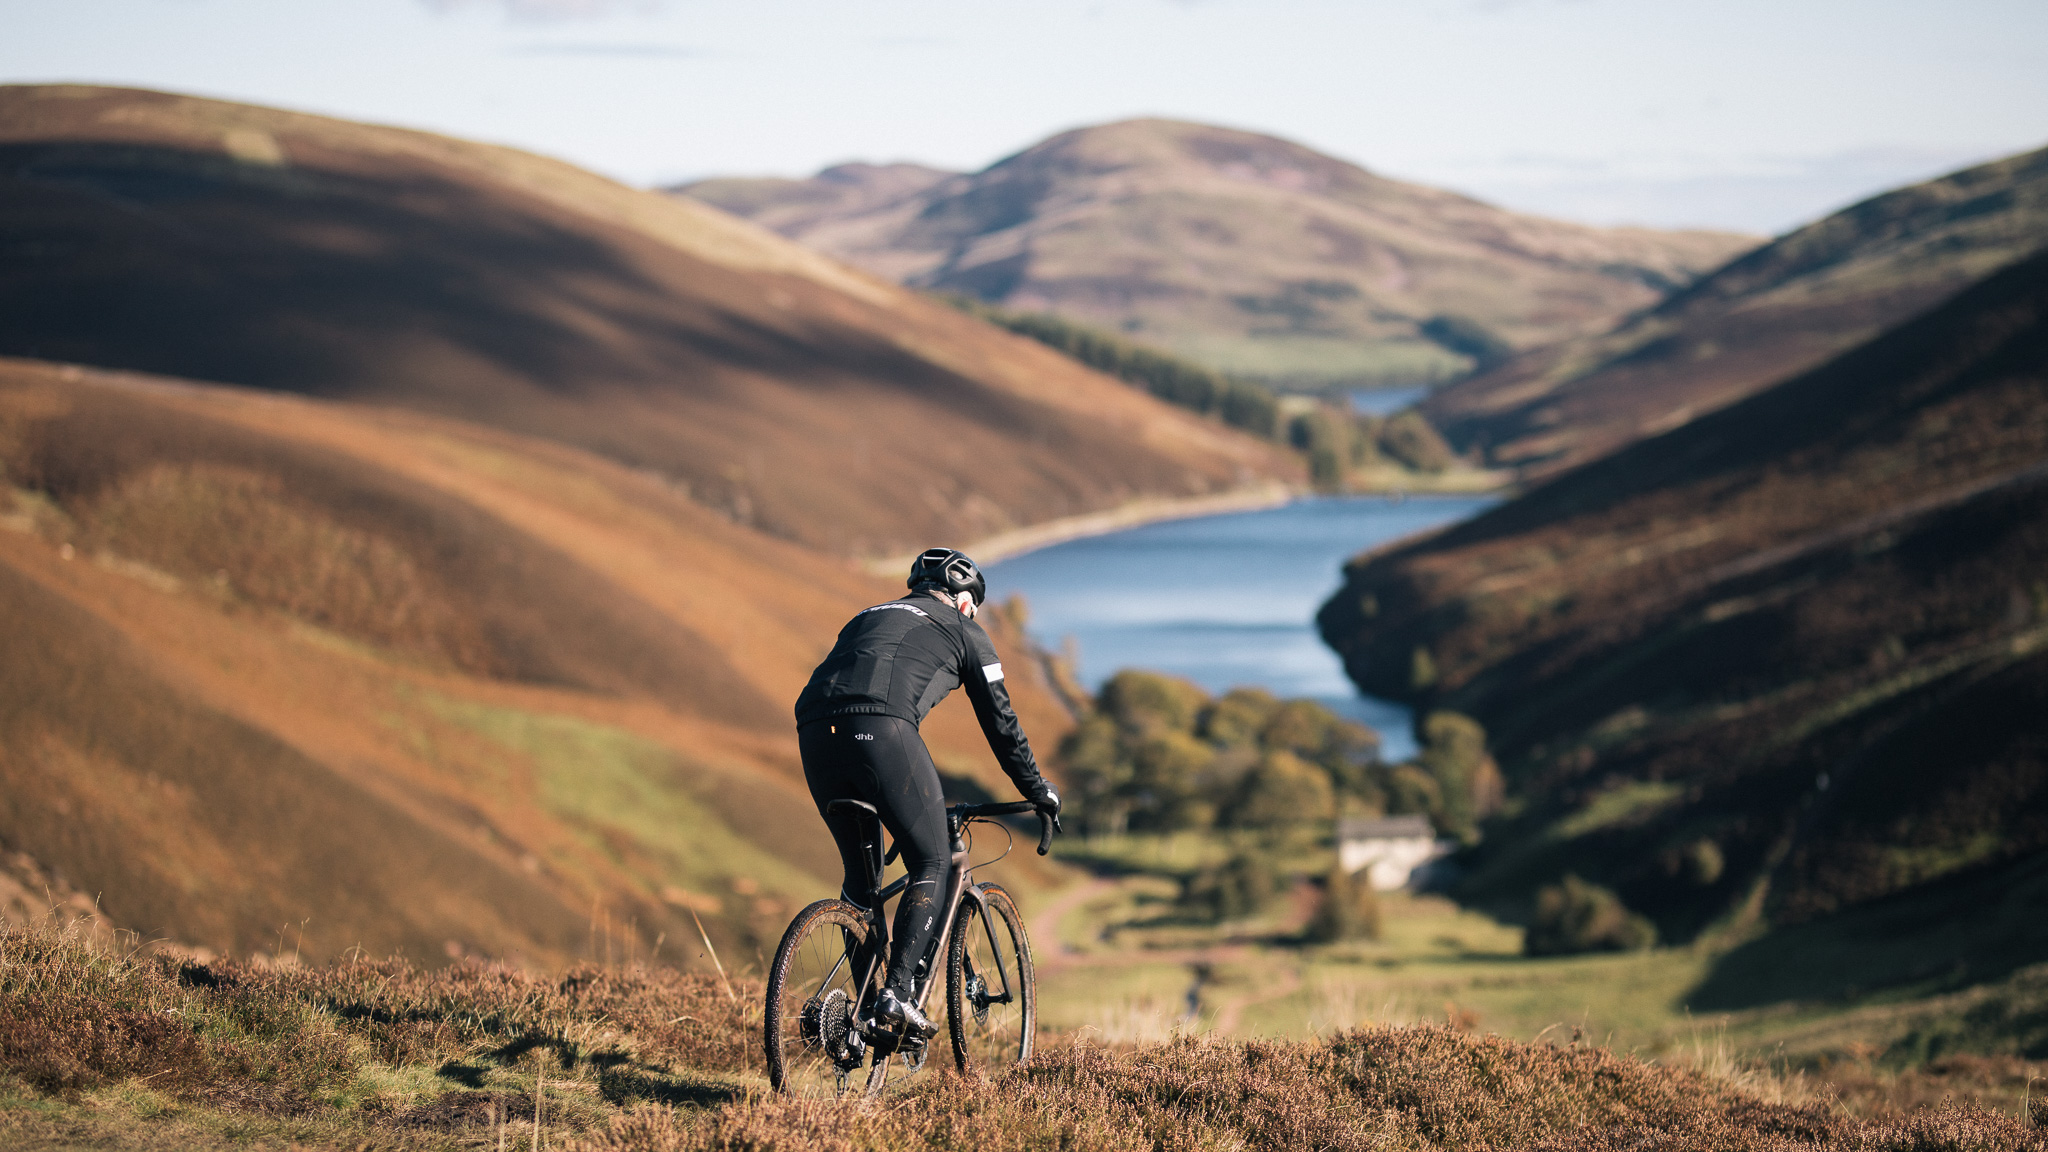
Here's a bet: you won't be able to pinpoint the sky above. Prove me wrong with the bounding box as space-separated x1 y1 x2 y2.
5 0 2046 235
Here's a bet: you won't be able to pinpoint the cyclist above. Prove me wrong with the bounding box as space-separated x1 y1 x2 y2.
794 548 1060 1040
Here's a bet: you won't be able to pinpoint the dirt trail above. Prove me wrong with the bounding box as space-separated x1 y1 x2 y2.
1206 961 1304 1036
1029 875 1118 969
1029 873 1318 1036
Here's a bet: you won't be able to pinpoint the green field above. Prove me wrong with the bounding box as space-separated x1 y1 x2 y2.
1027 832 2048 1118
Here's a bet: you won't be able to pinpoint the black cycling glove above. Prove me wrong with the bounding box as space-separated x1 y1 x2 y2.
1027 780 1062 829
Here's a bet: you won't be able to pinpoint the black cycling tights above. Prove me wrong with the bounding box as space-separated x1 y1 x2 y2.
798 714 949 997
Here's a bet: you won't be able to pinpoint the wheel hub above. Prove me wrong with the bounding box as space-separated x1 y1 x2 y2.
967 972 991 1026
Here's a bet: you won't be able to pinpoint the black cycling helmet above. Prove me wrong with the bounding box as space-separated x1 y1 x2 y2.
907 547 987 607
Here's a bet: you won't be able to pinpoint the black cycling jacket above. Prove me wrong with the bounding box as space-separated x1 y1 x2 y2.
794 593 1042 792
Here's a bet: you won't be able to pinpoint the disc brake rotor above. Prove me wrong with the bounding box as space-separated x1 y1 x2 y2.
966 972 991 1026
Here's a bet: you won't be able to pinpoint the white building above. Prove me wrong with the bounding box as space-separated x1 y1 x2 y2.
1337 815 1456 890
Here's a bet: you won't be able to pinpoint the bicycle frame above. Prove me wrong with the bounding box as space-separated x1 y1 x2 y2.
835 801 1041 1049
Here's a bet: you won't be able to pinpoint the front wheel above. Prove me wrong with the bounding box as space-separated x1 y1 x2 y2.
947 882 1035 1074
765 899 884 1096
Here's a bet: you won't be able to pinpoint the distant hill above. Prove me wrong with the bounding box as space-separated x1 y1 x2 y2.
1318 250 2048 983
0 357 1078 964
1426 145 2048 474
678 119 1755 388
0 86 1297 560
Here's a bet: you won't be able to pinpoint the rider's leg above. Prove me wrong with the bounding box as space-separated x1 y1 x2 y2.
799 719 882 911
799 714 948 1033
860 716 950 1000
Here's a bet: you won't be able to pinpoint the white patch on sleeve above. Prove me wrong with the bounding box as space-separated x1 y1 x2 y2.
981 662 1004 683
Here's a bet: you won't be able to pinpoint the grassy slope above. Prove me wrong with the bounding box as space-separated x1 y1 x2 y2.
1427 144 2048 474
1315 247 2048 975
0 85 1298 559
3 920 2043 1151
680 119 1755 386
1028 833 2047 1123
0 359 1074 966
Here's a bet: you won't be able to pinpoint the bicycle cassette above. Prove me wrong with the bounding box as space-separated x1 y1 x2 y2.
801 989 862 1070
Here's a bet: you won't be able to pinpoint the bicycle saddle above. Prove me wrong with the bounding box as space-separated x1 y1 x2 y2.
825 799 879 819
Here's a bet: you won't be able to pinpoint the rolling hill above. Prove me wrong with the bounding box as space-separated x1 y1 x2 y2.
0 356 1081 965
1425 144 2048 474
1317 249 2048 992
679 119 1755 387
0 86 1298 560
0 87 1310 966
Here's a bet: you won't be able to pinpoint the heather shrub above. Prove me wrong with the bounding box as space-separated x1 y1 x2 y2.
0 919 754 1116
0 923 353 1106
5 916 2044 1150
79 462 483 664
563 1028 2048 1152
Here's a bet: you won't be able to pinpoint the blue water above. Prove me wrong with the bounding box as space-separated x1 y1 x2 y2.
1348 385 1432 416
988 495 1493 761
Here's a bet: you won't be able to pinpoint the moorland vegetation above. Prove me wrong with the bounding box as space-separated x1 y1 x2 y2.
1428 143 2048 475
3 918 2042 1151
1321 236 2048 1007
0 85 1296 559
0 355 1088 967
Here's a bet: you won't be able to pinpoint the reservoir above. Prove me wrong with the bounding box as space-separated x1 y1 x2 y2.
989 494 1494 762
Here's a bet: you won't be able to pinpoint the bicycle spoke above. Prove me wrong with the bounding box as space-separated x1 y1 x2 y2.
947 884 1034 1075
766 901 881 1098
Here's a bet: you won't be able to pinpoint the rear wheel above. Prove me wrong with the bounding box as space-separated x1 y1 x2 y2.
946 883 1034 1074
765 900 884 1096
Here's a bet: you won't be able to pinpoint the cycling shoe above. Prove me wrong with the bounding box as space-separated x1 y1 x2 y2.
873 988 938 1039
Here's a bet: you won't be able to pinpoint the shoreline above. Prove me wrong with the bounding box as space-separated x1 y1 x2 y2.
862 481 1298 575
862 466 1512 574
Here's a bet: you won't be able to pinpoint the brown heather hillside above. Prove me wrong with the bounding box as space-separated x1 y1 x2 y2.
0 86 1297 559
0 358 1078 965
681 119 1754 387
1427 144 2048 474
1317 250 2048 978
3 920 2043 1150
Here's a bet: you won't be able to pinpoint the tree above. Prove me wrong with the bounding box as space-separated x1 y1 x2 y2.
1198 687 1281 748
1227 750 1335 832
1130 730 1219 831
1524 875 1656 956
1306 862 1381 943
1415 711 1505 843
1098 669 1209 735
1059 713 1133 836
1180 851 1279 922
1377 411 1456 474
1419 313 1513 370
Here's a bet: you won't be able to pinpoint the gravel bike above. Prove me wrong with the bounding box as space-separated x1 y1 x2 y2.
764 799 1053 1096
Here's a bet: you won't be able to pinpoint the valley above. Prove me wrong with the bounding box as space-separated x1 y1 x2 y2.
1 63 2044 1150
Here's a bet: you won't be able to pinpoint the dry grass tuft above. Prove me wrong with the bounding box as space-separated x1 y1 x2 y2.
3 919 2043 1150
564 1031 2048 1152
0 918 751 1115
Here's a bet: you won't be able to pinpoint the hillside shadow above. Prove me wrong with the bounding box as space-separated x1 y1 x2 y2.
1688 853 2048 1011
0 142 1055 431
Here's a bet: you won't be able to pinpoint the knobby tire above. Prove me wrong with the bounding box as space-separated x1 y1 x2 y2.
946 882 1035 1074
764 899 886 1097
